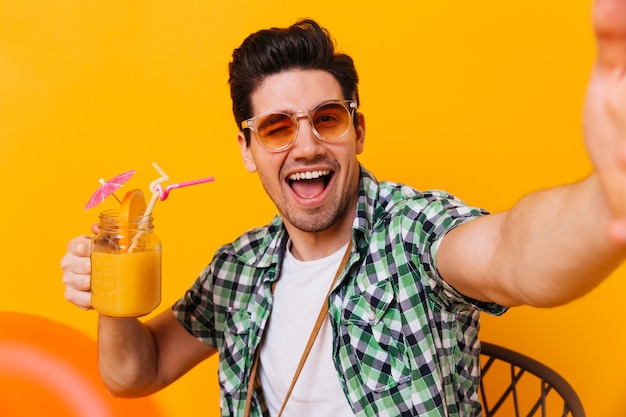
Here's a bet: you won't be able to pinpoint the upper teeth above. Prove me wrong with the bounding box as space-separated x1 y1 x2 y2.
288 170 330 181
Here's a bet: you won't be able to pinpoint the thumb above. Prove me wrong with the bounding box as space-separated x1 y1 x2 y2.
594 0 626 69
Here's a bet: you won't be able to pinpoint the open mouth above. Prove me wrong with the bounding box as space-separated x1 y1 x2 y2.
287 170 333 199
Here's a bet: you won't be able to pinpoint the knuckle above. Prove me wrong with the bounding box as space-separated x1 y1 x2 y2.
60 252 74 271
60 253 91 275
81 275 92 291
61 272 71 286
65 288 92 310
83 258 92 274
62 270 91 291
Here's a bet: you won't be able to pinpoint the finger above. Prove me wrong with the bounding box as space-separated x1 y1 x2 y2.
60 251 91 275
90 223 100 235
62 270 91 291
67 235 93 257
64 285 93 311
62 268 92 310
594 0 626 69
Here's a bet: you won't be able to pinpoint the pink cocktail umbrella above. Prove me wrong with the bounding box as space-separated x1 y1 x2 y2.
84 170 135 211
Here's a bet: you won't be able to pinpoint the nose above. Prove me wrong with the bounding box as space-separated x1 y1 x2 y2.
289 115 324 157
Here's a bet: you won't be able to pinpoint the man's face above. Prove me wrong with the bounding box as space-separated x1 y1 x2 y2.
238 69 365 236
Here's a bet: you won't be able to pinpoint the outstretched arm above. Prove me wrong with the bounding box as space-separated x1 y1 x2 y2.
437 0 626 308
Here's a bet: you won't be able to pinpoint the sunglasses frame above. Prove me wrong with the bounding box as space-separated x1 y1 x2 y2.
241 99 358 152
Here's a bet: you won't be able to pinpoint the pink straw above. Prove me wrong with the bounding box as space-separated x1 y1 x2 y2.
143 162 215 217
153 177 215 201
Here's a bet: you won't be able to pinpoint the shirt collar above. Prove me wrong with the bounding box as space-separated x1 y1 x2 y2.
352 165 382 251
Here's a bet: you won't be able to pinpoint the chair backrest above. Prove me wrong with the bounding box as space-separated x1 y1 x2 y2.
479 341 585 417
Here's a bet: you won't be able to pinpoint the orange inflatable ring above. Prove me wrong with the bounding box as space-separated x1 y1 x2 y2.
0 312 163 417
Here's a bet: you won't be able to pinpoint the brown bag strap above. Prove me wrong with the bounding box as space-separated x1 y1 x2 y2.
244 241 352 417
243 346 261 417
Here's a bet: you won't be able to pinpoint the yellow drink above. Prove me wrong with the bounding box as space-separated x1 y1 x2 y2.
91 250 162 317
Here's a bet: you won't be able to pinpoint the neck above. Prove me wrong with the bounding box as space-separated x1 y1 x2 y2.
285 213 354 262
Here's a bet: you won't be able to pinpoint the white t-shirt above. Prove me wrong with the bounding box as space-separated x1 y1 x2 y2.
258 243 354 417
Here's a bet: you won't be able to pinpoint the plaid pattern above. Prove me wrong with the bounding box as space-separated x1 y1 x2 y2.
173 166 506 417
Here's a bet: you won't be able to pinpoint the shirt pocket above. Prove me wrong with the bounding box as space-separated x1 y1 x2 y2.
341 279 411 392
218 308 251 394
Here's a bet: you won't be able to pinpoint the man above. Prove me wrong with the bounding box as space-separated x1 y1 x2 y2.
61 2 626 416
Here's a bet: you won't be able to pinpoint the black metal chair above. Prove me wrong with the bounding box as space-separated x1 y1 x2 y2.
479 342 585 417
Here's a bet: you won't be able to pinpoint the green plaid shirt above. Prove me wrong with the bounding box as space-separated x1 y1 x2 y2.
173 166 506 417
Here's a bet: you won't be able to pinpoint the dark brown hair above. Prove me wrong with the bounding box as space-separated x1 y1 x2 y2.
228 19 360 145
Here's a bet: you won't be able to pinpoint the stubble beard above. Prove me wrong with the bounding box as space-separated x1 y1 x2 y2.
283 193 351 233
260 158 360 234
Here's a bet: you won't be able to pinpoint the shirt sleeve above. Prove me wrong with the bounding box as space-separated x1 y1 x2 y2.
407 189 507 316
172 257 219 347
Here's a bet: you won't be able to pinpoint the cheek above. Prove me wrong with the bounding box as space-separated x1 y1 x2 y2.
256 165 286 202
251 152 285 187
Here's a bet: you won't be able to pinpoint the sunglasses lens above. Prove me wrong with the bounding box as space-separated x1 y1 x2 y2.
256 113 296 150
312 103 351 140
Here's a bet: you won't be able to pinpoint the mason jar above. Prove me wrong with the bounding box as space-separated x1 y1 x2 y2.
91 210 161 317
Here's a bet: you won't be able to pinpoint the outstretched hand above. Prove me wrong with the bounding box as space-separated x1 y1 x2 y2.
585 0 626 243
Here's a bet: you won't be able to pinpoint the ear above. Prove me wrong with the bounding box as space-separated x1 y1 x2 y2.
238 132 257 172
355 112 366 155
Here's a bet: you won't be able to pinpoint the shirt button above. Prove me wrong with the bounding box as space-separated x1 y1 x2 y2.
401 186 415 198
368 311 376 322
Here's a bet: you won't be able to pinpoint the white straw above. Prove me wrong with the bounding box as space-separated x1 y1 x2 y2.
144 162 169 217
129 162 169 252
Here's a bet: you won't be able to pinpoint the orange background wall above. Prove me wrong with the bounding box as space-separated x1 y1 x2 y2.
1 1 624 416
